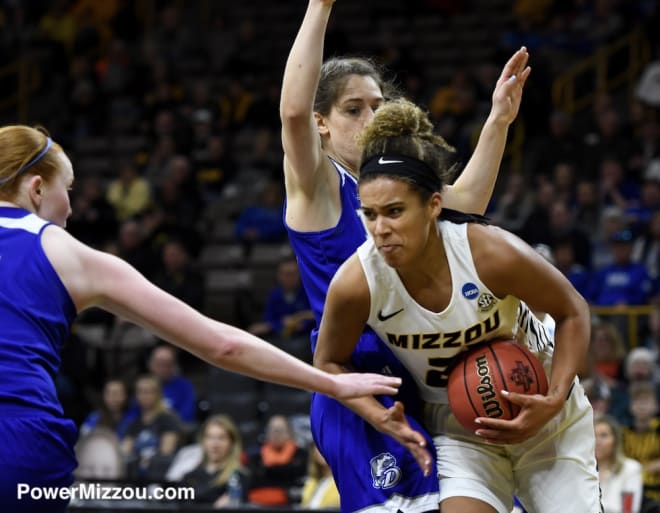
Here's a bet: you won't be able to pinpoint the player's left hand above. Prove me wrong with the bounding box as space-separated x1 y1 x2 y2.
472 389 562 444
489 46 531 126
380 401 435 476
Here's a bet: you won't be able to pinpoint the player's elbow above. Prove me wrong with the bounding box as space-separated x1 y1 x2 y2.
207 335 243 367
280 101 310 124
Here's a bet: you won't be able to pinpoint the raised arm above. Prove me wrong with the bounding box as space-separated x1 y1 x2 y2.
41 227 400 400
280 0 334 196
313 255 433 474
442 47 531 214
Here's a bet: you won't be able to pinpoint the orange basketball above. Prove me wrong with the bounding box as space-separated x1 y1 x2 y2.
447 339 548 432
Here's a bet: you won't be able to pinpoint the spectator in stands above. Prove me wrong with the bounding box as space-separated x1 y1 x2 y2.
632 209 660 287
75 427 126 481
552 236 591 299
147 345 197 425
106 160 152 222
152 239 204 311
545 199 592 268
642 302 660 359
142 134 177 184
428 68 477 122
574 178 602 236
551 161 578 206
583 374 612 418
610 348 660 428
116 219 158 279
183 415 249 506
122 375 182 480
524 110 582 178
234 179 287 247
300 441 340 509
489 172 535 235
589 321 627 388
622 382 660 508
80 378 136 440
597 156 641 211
67 175 117 249
153 155 204 230
588 230 652 306
592 206 629 270
248 257 314 341
219 78 255 131
247 414 307 506
193 133 236 199
595 415 644 513
626 178 660 237
519 177 556 246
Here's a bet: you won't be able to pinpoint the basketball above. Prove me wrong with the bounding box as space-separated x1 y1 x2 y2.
447 339 548 432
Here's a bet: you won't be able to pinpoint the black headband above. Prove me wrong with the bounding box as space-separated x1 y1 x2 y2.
359 154 442 192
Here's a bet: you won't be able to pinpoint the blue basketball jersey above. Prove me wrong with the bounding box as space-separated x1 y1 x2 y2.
0 207 78 512
287 159 366 339
285 161 439 512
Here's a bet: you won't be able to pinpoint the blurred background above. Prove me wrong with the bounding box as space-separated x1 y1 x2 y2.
2 0 658 511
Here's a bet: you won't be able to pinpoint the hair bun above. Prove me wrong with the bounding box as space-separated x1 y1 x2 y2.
364 98 433 140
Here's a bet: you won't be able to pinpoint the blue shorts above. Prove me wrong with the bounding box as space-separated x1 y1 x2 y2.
311 329 439 513
0 416 78 513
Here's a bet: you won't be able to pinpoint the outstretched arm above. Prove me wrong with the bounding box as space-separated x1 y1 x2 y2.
280 0 334 196
442 47 531 214
313 255 433 475
42 227 401 401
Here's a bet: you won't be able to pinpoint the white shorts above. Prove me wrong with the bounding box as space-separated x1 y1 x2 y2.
424 380 601 513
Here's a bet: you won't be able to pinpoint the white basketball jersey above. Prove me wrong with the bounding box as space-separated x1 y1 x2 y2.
357 220 554 404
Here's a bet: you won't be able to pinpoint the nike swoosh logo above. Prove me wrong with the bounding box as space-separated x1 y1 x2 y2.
377 308 404 321
378 157 403 165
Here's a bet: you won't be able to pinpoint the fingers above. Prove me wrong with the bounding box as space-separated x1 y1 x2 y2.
409 443 434 477
371 375 402 395
337 373 401 398
499 46 529 84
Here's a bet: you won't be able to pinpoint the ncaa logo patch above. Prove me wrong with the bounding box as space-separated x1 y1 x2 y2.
370 452 402 489
461 282 479 300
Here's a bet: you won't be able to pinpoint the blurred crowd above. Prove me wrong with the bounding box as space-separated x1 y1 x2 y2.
0 0 659 510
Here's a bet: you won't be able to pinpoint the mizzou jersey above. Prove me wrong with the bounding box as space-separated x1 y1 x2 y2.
357 219 554 405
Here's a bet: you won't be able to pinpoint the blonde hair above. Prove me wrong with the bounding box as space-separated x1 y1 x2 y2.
356 98 458 197
199 414 245 486
0 125 63 199
594 414 626 474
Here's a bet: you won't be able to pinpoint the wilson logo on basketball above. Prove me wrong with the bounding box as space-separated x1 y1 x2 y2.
475 354 504 419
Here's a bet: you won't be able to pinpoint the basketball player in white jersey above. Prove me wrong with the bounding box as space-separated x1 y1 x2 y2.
314 99 602 513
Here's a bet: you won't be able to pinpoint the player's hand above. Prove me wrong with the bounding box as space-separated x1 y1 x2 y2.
378 401 434 476
331 372 401 399
489 46 531 126
473 390 562 444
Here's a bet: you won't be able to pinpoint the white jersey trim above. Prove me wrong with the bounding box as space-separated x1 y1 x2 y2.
0 213 48 234
353 492 439 513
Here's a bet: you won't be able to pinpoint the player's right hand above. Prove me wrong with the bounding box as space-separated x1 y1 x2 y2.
381 401 434 476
